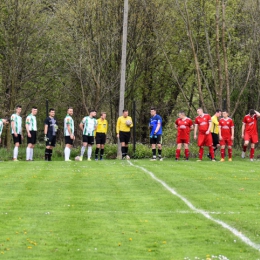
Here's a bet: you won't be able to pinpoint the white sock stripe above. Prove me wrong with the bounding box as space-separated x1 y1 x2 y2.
127 161 260 251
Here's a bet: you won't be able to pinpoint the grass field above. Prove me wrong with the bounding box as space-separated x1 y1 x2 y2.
0 158 260 260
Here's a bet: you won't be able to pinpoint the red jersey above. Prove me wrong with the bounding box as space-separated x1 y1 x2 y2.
175 117 193 139
243 114 258 135
219 118 234 139
195 114 211 134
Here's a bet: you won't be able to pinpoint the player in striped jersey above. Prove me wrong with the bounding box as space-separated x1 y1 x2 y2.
64 107 75 161
26 107 38 161
11 105 23 161
0 118 9 145
79 110 97 161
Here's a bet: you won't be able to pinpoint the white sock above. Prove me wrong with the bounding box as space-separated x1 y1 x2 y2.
88 146 92 159
26 147 30 160
13 146 18 159
80 146 86 156
64 147 70 160
30 148 34 160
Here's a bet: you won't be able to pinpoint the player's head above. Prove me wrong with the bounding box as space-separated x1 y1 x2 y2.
215 109 222 117
150 107 156 116
3 118 9 125
123 109 128 117
89 109 97 117
31 106 38 116
197 108 203 116
100 112 106 119
67 107 73 116
49 108 55 117
222 110 229 118
178 111 186 119
249 109 255 116
15 105 22 114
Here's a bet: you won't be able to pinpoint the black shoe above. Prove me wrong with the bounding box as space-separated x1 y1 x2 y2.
207 154 212 160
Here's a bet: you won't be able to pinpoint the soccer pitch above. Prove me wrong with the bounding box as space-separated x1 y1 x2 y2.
0 159 260 260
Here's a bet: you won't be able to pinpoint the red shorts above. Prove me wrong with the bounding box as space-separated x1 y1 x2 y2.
197 133 213 147
177 137 190 144
244 133 258 144
219 139 233 146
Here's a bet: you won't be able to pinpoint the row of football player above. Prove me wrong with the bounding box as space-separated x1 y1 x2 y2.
0 105 258 161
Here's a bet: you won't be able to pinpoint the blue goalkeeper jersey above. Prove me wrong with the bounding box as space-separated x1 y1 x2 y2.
149 114 163 135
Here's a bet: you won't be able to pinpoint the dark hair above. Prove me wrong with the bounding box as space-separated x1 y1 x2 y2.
249 109 255 115
216 109 221 113
49 108 55 112
150 107 156 111
90 110 96 113
123 109 128 113
32 106 37 109
67 107 73 110
222 110 229 113
15 105 22 109
179 111 186 115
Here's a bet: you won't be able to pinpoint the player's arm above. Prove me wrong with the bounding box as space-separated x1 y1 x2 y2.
116 118 120 138
67 122 74 139
254 110 260 117
206 121 212 134
194 124 198 139
11 119 17 137
129 117 133 128
218 126 222 140
231 126 234 140
105 120 108 135
79 118 84 132
211 116 219 126
26 117 31 138
241 123 245 138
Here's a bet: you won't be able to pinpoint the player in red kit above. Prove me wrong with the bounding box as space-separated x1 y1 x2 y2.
219 110 234 162
194 108 215 161
241 109 260 161
175 111 193 160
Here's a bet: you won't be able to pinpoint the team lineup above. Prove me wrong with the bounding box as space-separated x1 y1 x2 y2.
0 105 259 161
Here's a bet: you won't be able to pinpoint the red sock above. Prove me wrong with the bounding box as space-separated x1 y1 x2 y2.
250 148 255 159
243 145 247 152
221 148 225 159
185 149 189 159
228 148 232 159
209 146 215 159
199 147 204 160
175 149 181 159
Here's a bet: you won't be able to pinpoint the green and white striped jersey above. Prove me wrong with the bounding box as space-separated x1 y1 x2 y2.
81 116 97 136
26 114 37 131
0 119 3 136
11 114 22 134
64 115 74 136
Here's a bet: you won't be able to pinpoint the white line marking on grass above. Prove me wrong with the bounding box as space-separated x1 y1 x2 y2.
128 161 260 251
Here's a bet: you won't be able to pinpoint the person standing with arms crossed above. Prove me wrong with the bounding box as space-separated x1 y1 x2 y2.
44 108 58 161
11 105 23 161
149 107 163 161
116 109 133 159
95 112 108 161
194 108 215 161
25 107 38 161
64 107 75 161
79 110 97 161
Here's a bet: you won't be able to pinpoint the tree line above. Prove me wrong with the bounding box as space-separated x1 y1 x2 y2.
0 0 259 148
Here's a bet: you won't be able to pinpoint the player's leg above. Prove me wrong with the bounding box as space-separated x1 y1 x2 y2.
184 143 189 160
80 135 88 161
242 134 249 158
197 134 205 160
124 132 131 159
220 142 225 162
157 141 162 161
228 144 232 161
95 134 101 160
150 135 157 160
175 143 182 160
87 136 95 160
100 143 105 160
64 141 72 161
13 134 21 161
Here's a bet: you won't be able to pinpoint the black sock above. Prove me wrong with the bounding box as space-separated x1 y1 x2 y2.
48 149 52 161
100 149 104 159
152 149 156 157
45 148 49 161
95 148 99 159
125 146 128 155
122 147 126 158
158 149 162 158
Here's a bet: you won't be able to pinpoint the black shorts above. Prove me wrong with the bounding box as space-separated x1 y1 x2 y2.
150 135 162 145
12 134 22 145
119 131 131 144
46 135 56 147
212 133 219 147
83 135 94 145
96 133 106 145
27 131 37 144
65 136 74 145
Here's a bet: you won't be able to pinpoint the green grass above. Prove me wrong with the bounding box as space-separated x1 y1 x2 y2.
0 159 260 259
